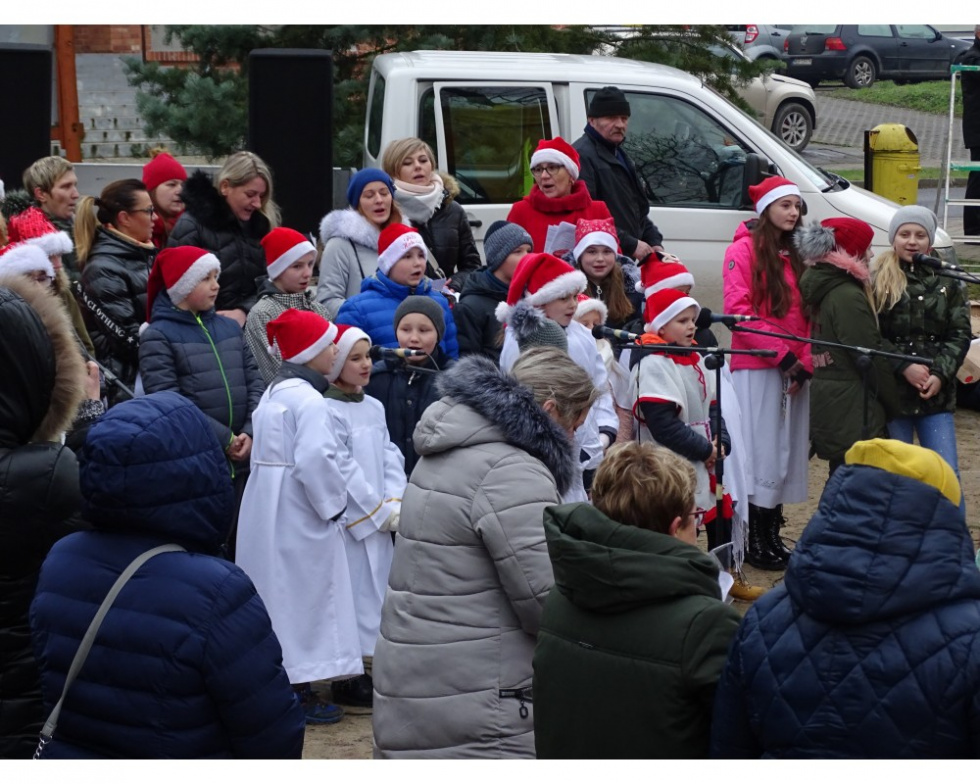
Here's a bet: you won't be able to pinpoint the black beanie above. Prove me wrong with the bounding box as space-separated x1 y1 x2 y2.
588 86 631 118
394 295 445 342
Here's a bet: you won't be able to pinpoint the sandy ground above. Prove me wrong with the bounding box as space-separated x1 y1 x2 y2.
300 406 980 759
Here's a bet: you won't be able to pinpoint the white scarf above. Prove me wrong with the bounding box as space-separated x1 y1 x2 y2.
393 172 446 223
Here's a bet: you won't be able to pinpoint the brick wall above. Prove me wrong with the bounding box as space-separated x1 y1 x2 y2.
74 25 145 55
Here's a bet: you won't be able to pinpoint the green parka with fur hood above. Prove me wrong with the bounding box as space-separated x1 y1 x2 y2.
797 223 900 461
532 503 740 759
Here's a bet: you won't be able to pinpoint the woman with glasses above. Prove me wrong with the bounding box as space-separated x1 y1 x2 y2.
506 138 614 255
169 151 279 327
75 179 157 405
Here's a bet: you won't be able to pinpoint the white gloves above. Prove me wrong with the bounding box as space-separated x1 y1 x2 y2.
380 511 400 533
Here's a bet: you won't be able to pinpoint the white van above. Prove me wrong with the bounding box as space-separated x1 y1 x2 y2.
364 50 956 310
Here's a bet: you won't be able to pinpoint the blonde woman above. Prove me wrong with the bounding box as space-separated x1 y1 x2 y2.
75 179 157 405
169 151 280 325
872 205 971 473
381 137 481 284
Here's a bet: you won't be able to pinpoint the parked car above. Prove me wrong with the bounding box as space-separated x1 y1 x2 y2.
726 25 794 62
784 24 971 88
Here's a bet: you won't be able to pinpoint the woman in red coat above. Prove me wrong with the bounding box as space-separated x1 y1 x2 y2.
506 138 613 256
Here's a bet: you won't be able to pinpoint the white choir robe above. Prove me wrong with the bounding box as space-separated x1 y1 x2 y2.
236 377 363 685
321 393 407 658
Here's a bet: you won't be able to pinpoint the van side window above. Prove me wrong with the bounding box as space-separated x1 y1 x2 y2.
419 88 437 157
436 86 552 205
367 74 386 159
585 89 749 209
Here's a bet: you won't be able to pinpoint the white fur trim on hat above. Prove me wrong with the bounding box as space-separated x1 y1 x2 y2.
640 270 696 298
496 269 587 324
645 295 700 334
286 321 339 365
530 148 580 180
167 253 221 305
573 231 618 261
327 326 371 383
575 296 608 324
267 239 315 281
0 243 55 279
377 231 427 276
26 231 73 258
755 183 801 216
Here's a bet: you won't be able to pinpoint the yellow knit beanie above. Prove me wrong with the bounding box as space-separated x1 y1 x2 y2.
845 438 961 507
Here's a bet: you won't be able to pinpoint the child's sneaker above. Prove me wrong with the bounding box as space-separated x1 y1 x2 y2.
331 673 374 714
296 686 345 725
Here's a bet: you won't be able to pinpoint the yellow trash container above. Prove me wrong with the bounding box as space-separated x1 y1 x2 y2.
865 124 921 206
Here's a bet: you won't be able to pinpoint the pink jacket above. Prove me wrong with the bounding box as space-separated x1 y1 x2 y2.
722 222 812 372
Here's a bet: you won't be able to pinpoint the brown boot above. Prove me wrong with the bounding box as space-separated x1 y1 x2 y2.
728 569 766 602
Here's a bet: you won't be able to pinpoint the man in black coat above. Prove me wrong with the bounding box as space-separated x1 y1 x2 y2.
572 86 665 262
956 26 980 237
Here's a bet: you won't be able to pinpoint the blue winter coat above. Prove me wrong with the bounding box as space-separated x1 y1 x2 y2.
29 392 305 758
139 290 265 452
334 270 459 359
710 462 980 758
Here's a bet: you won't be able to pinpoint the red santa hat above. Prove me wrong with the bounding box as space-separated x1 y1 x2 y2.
146 246 221 320
572 216 619 261
266 308 339 365
530 137 580 180
142 152 187 192
261 227 316 281
821 217 874 259
377 223 428 276
643 288 701 334
574 293 608 324
327 323 371 383
495 252 587 324
636 254 696 298
0 241 55 280
6 205 73 257
748 176 801 215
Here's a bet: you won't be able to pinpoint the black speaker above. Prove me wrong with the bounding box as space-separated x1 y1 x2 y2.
0 44 53 193
248 49 333 238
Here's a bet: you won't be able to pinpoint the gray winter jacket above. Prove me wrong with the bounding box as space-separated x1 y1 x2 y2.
316 209 381 320
372 355 574 759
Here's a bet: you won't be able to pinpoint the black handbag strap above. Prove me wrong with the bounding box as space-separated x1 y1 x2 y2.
34 543 186 758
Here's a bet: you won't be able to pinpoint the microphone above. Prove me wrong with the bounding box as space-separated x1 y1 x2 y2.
696 308 761 328
912 252 961 271
368 345 428 360
592 325 640 342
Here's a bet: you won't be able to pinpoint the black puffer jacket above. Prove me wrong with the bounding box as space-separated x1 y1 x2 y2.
77 227 156 404
363 348 454 476
168 170 271 314
454 268 509 362
0 276 84 758
139 290 265 458
411 199 481 280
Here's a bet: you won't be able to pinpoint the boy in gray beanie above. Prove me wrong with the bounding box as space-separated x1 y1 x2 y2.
888 205 937 246
454 221 532 361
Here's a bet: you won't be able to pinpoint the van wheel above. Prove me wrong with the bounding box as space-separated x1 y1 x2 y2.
845 56 876 89
773 102 813 152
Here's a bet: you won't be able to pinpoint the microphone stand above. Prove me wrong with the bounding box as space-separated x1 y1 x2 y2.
625 339 776 558
728 323 931 440
921 266 980 286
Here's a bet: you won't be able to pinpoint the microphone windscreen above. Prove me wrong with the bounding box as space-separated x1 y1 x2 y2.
695 308 713 330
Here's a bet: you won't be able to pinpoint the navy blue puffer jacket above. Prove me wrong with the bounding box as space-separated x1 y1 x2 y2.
29 392 305 758
335 269 459 359
139 290 265 452
710 462 980 758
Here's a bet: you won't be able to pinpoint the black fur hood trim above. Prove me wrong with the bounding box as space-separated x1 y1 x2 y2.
434 355 575 495
179 169 270 235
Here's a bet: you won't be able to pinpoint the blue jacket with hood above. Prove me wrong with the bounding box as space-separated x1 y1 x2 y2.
29 392 305 758
334 269 459 359
710 460 980 758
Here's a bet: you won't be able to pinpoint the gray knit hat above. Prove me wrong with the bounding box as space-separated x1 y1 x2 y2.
394 295 445 342
483 220 533 273
510 300 568 354
888 205 937 245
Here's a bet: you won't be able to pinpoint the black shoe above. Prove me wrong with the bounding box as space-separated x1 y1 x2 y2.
769 505 794 560
331 674 373 712
745 505 788 571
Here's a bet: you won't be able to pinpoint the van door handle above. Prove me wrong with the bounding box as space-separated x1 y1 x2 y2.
468 219 482 228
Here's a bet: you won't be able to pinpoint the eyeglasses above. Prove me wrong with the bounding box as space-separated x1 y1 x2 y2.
530 164 564 177
129 206 156 216
689 508 709 527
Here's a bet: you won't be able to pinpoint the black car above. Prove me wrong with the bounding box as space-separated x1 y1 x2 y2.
784 24 970 88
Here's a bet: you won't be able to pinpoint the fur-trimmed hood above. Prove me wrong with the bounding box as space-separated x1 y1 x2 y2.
319 207 381 251
415 354 575 495
0 274 84 445
795 222 870 282
180 169 270 235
